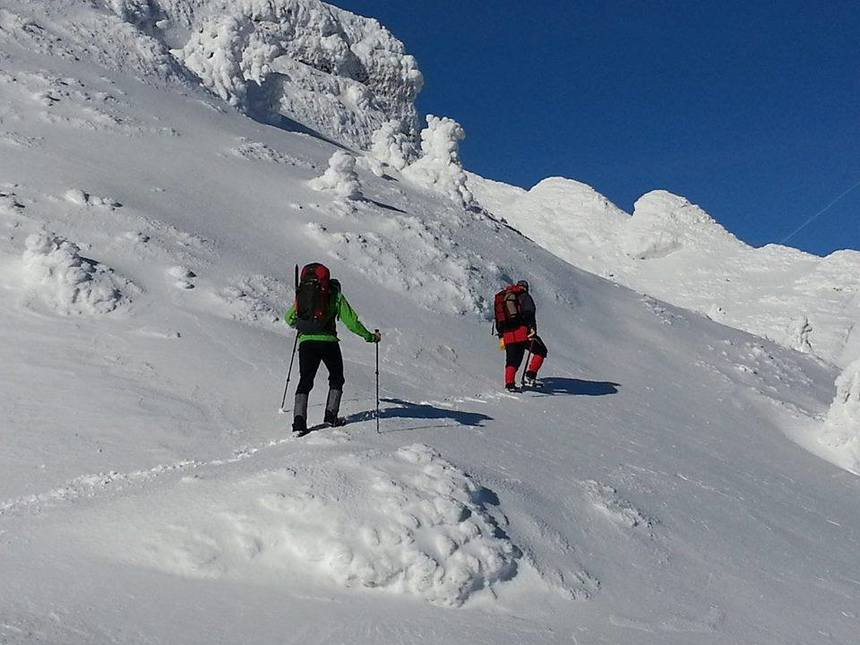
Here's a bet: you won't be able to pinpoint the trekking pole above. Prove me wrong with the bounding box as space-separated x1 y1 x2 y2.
279 264 301 414
278 332 299 413
375 330 380 434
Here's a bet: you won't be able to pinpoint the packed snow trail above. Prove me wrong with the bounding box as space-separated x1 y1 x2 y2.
0 2 858 644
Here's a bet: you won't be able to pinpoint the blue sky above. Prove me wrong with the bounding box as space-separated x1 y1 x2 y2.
332 1 860 256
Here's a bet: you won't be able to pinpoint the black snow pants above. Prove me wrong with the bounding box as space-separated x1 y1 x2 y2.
296 341 345 395
505 335 548 368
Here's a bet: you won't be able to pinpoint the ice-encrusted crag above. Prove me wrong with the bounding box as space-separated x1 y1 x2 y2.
106 0 423 149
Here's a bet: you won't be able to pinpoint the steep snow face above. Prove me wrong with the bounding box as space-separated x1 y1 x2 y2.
470 175 860 367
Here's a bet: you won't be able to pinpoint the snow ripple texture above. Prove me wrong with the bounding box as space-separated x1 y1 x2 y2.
125 444 518 606
21 232 134 315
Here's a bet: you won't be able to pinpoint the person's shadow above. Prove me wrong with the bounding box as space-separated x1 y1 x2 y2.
345 398 493 433
538 377 620 396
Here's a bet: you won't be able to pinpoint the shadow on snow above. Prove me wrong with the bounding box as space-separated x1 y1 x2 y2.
345 397 494 433
538 377 620 396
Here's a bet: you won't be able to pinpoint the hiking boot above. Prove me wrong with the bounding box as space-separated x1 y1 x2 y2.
292 415 307 434
324 410 346 427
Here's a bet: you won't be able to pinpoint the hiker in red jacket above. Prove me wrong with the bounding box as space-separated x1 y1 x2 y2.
495 280 548 391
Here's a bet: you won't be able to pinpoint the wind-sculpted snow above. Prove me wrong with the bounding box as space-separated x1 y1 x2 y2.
620 191 741 260
112 444 518 606
310 150 362 199
370 119 417 171
403 115 474 207
170 0 422 148
21 232 135 315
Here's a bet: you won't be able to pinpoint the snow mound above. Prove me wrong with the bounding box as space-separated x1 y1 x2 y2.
123 444 518 606
403 115 474 207
822 360 860 472
164 0 422 149
21 232 134 315
310 150 361 199
621 190 740 260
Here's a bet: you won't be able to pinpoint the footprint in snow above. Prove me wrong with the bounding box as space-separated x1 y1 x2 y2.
584 480 655 533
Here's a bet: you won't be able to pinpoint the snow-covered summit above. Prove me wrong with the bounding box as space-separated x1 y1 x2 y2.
470 174 860 368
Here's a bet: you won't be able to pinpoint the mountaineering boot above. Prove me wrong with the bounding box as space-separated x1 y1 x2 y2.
523 370 540 388
293 392 309 434
324 388 346 426
505 382 519 392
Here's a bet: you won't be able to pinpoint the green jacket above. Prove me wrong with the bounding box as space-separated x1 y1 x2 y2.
285 292 375 343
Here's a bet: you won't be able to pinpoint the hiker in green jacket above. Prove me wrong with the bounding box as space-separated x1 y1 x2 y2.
286 263 380 434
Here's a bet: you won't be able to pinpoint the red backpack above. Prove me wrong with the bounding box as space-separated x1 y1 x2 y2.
494 284 525 334
295 263 335 333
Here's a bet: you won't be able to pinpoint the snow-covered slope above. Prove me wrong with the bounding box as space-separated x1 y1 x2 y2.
470 174 860 368
1 2 859 644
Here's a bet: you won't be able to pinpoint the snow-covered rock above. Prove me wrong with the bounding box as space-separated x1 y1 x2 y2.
167 0 422 149
310 150 362 199
370 119 417 171
403 115 474 207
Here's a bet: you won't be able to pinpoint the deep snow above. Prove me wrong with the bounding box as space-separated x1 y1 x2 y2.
0 1 858 644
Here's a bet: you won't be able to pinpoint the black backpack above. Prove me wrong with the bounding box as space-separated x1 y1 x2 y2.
295 263 337 333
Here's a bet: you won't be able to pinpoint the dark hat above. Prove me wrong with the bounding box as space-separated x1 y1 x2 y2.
516 280 529 291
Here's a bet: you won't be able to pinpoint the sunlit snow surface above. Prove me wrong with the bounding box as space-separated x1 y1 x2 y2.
0 2 858 644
